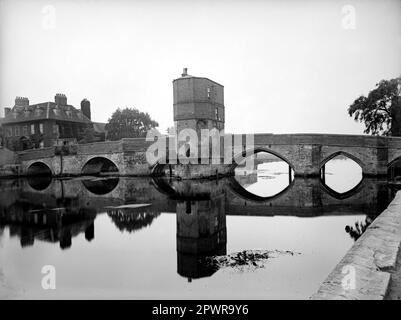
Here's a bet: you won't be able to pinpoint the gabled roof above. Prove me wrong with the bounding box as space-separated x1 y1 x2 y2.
2 102 91 124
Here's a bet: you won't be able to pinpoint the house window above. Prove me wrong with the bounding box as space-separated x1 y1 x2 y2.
53 124 59 135
22 126 28 136
15 126 20 136
31 124 35 134
215 108 218 119
39 123 44 134
7 127 12 137
207 87 211 99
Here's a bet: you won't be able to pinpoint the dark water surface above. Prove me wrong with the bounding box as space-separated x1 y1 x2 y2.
0 159 396 299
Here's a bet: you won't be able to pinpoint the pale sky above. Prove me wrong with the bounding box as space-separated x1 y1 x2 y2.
1 0 400 134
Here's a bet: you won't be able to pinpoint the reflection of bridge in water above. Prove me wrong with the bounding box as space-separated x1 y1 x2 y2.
0 175 396 280
0 183 96 249
0 174 394 219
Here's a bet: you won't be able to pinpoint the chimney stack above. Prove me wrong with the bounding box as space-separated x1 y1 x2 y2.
4 107 11 116
55 93 67 106
15 97 29 107
181 68 188 77
81 98 91 120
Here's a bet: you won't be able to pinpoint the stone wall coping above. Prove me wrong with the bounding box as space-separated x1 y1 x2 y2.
311 191 401 300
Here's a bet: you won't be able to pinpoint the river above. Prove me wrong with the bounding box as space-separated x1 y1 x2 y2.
0 158 396 299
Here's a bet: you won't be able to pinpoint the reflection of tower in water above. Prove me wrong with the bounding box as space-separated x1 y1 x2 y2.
176 192 227 281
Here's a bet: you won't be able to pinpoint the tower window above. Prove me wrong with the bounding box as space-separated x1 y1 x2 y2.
186 201 192 214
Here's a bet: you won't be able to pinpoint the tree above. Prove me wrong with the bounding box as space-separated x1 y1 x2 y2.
105 108 159 140
78 127 97 144
348 76 401 136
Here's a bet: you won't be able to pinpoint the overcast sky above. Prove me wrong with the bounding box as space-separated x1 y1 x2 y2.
1 0 400 134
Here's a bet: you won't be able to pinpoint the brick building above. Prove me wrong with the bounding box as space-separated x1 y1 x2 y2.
2 94 104 151
173 68 225 136
173 68 225 158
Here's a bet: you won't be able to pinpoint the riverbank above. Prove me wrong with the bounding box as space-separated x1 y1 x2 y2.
311 191 401 300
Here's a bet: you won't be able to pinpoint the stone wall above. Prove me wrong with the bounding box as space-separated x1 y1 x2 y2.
311 191 401 300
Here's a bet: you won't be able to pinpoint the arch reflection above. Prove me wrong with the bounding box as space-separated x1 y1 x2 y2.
82 177 119 195
27 175 52 191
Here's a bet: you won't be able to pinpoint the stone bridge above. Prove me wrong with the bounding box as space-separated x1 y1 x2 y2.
17 138 153 176
8 133 401 178
228 133 401 177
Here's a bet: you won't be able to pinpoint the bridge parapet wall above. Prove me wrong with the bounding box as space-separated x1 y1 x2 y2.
17 147 55 161
78 141 123 155
253 133 388 147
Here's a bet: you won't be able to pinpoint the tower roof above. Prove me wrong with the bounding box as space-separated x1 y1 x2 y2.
173 68 224 87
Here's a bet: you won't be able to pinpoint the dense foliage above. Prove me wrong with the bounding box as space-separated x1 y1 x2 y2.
105 108 159 140
348 76 401 136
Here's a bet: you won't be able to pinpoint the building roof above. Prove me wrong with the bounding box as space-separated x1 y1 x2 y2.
172 75 224 87
172 68 224 87
2 102 92 125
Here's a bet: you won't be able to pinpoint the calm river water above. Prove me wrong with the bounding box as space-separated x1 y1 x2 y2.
0 158 396 299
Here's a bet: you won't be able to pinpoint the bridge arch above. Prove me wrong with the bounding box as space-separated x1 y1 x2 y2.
81 157 119 175
230 147 295 172
228 175 295 203
81 178 120 195
387 156 401 180
27 161 53 176
388 156 401 168
320 151 364 171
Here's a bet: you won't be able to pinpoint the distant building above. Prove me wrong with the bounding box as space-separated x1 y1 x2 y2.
2 94 106 151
